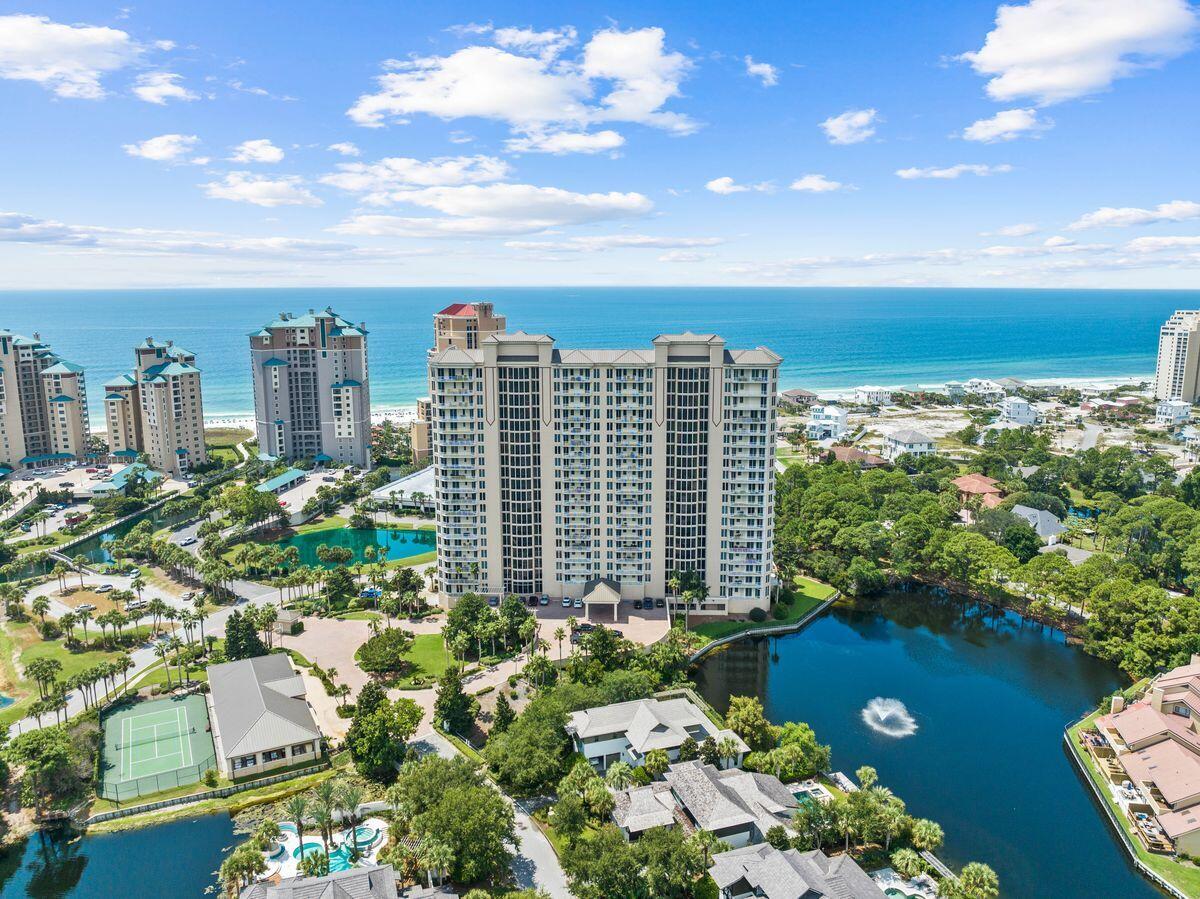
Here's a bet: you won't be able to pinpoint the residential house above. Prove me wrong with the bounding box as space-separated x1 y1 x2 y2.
995 377 1028 394
884 429 936 461
709 844 887 899
565 696 748 773
241 865 398 899
1082 397 1142 419
612 761 798 847
952 473 1003 510
206 654 323 779
827 446 887 468
998 396 1038 425
963 378 1006 403
1011 504 1068 545
779 388 818 408
852 386 891 405
1157 399 1192 426
805 406 848 441
943 381 965 401
1090 657 1200 855
89 462 163 498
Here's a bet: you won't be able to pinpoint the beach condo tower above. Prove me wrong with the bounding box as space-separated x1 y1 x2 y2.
249 308 371 468
0 329 89 472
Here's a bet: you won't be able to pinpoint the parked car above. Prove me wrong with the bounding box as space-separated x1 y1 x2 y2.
561 597 571 608
574 622 595 633
180 536 197 546
633 600 643 610
58 481 72 489
527 595 539 607
573 597 583 609
125 599 147 611
487 595 500 607
360 588 382 599
539 594 550 606
181 591 195 601
76 603 97 612
95 584 113 593
655 598 665 608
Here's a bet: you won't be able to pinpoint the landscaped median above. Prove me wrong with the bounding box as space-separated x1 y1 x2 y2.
689 576 838 647
1066 709 1200 897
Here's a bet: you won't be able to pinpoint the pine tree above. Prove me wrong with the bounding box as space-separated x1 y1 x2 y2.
492 692 515 735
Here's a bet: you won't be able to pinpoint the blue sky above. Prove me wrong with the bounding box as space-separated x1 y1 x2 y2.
1 0 1199 288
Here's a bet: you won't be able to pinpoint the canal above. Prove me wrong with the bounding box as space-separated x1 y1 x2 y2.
693 588 1158 898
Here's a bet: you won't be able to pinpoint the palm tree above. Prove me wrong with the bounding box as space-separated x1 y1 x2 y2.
285 795 309 849
76 607 93 645
336 782 364 858
605 760 634 790
667 571 681 627
51 562 69 595
31 595 50 625
717 736 740 770
130 573 146 603
421 839 454 888
156 640 173 689
554 626 566 660
73 554 88 588
313 780 338 850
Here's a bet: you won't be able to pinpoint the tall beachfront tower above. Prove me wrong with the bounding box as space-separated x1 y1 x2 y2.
427 323 779 617
0 330 89 472
104 339 207 477
1155 310 1200 402
249 308 371 468
412 302 506 463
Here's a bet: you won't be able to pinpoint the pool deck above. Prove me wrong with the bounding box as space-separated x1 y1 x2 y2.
262 816 388 880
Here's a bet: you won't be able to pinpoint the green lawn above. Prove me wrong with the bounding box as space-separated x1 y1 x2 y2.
691 576 837 642
393 632 453 687
295 515 349 534
204 427 252 447
1068 712 1200 897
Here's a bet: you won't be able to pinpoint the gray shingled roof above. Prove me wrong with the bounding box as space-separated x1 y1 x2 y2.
566 698 748 756
240 864 398 899
208 654 321 759
611 782 677 833
663 761 795 834
709 845 887 899
888 429 933 445
1011 504 1068 539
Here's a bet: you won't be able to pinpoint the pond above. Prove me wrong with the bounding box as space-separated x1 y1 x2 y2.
693 587 1157 899
0 814 235 898
274 526 436 568
71 506 197 567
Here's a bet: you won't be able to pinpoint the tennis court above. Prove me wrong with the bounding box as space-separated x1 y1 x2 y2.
99 694 217 801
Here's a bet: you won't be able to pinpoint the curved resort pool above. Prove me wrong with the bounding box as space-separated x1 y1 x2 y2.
292 841 355 872
275 526 435 568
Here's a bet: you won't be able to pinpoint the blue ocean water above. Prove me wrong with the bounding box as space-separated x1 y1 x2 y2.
0 287 1185 420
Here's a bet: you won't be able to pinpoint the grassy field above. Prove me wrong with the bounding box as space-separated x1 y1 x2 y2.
1067 712 1200 897
691 576 837 642
392 632 452 687
204 427 252 447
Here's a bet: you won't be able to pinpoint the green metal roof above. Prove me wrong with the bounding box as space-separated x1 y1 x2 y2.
104 373 137 388
262 358 288 367
331 379 362 388
42 360 84 374
48 394 75 403
255 467 306 493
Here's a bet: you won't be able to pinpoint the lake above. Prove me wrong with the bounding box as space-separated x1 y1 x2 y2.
0 814 235 898
275 525 436 568
693 588 1156 898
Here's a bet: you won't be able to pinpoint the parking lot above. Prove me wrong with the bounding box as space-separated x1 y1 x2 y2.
13 464 189 499
528 599 670 647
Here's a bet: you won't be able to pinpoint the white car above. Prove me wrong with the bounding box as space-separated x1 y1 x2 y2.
95 584 114 593
561 597 571 608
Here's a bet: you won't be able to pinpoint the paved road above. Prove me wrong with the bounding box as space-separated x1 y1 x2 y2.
415 730 572 899
1080 422 1102 451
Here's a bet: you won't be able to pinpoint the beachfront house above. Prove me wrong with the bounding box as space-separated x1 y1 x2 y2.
565 696 748 773
1010 504 1068 545
852 386 891 406
1087 657 1200 855
998 396 1038 425
779 388 818 408
612 761 797 847
963 378 1006 403
709 844 887 899
805 405 848 441
884 429 936 461
207 654 323 780
1157 399 1192 426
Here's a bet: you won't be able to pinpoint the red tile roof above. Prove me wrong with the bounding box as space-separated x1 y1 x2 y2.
436 303 477 317
830 446 887 466
952 473 1001 495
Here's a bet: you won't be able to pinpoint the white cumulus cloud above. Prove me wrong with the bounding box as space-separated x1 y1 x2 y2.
1068 199 1200 229
0 14 145 99
896 163 1013 179
321 155 510 204
744 56 778 86
960 0 1198 105
962 107 1051 142
820 108 878 144
790 174 845 193
133 72 198 105
505 129 624 155
705 176 773 195
985 223 1039 237
327 142 361 157
1126 235 1200 252
203 172 322 207
123 133 200 162
230 139 285 163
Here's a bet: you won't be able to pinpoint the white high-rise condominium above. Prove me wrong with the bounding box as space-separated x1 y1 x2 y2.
0 330 89 472
104 339 207 477
1155 311 1200 402
249 308 371 467
428 318 780 617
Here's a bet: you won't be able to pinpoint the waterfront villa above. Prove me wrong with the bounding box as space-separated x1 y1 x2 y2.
884 429 936 461
962 378 1006 402
1156 399 1192 426
207 654 323 780
612 760 797 847
566 696 748 772
1086 657 1200 855
998 396 1038 425
805 405 848 441
827 446 886 468
852 386 892 405
709 844 887 899
952 473 1003 511
779 388 818 407
1010 504 1067 545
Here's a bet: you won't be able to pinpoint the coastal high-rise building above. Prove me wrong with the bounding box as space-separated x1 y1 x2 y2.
104 339 207 476
428 322 779 616
249 308 371 467
1155 310 1200 401
0 330 89 471
412 302 507 463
